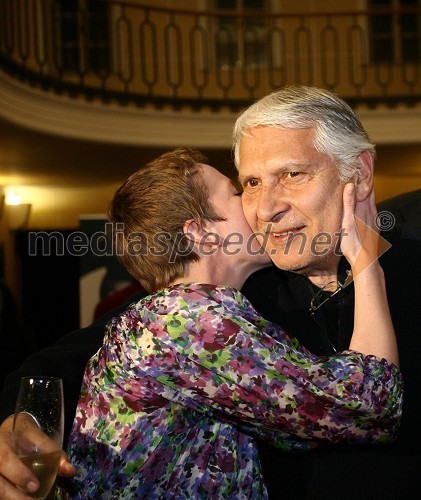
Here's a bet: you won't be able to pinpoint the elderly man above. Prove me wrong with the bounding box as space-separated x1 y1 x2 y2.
236 86 420 498
0 86 419 499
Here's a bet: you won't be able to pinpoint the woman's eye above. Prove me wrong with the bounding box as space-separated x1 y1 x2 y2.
286 172 301 178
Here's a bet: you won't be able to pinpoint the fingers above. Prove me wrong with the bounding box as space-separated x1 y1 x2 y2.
0 436 38 499
340 183 359 264
0 416 76 498
0 438 76 500
341 183 357 235
0 416 39 498
58 452 77 478
0 477 34 500
354 186 378 231
343 182 356 208
341 183 390 278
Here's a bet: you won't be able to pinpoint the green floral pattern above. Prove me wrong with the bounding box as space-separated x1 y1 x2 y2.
66 283 402 499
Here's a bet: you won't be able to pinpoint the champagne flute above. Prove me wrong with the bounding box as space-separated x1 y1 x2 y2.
12 376 64 499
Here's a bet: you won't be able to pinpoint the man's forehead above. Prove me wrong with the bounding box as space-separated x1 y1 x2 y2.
239 126 316 150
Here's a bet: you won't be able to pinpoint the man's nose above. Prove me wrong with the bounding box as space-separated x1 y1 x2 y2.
256 186 290 222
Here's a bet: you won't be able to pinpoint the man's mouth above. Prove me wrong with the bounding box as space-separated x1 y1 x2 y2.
263 226 306 244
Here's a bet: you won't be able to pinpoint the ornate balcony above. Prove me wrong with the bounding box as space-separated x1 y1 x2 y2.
1 0 420 111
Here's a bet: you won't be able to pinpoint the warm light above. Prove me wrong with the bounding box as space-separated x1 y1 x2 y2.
5 186 46 210
4 189 32 228
6 192 22 205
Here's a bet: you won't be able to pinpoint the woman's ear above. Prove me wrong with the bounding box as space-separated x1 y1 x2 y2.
355 150 374 202
183 219 204 244
183 220 221 250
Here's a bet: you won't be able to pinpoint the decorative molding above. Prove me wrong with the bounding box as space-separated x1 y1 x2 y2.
1 70 420 147
358 107 421 145
0 71 235 148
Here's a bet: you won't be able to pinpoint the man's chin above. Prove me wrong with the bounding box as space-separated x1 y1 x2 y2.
268 251 313 274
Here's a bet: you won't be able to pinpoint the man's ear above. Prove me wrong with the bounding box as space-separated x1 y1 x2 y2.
355 150 374 202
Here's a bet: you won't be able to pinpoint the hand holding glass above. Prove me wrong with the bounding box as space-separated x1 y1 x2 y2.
12 377 64 499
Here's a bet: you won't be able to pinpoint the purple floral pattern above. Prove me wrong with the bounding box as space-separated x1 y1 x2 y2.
66 284 402 499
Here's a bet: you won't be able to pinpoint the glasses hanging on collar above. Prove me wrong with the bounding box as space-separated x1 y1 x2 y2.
309 269 354 314
308 269 353 354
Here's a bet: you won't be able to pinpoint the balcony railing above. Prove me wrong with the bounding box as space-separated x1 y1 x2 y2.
0 0 420 111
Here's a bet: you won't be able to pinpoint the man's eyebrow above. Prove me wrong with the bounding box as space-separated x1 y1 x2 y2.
239 161 312 177
275 161 312 171
237 174 255 183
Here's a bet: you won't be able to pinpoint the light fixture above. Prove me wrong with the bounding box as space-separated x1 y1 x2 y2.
6 192 31 230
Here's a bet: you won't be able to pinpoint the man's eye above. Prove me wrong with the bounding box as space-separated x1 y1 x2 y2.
283 172 309 185
245 178 259 188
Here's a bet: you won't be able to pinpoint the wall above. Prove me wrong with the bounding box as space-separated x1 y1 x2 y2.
375 143 421 199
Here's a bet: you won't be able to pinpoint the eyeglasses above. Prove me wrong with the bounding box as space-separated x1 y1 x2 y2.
309 270 353 314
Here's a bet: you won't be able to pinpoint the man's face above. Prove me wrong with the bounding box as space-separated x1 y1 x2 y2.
238 126 345 280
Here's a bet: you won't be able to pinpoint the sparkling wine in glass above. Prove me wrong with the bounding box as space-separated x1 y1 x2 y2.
13 376 64 499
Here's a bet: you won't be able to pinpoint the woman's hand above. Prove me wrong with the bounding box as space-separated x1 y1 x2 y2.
340 183 381 276
0 415 76 499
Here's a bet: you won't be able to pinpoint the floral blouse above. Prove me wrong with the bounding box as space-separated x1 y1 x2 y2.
66 284 403 499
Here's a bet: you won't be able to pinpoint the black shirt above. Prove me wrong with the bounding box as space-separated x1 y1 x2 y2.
242 226 420 499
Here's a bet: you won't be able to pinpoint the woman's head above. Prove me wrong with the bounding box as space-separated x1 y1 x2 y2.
108 148 224 292
233 85 376 182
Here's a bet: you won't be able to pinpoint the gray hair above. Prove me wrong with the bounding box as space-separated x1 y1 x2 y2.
233 85 376 182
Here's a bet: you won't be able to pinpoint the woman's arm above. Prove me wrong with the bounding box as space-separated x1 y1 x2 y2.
340 183 399 366
108 284 402 449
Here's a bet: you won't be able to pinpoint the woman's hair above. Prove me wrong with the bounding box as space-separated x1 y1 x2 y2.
108 148 224 293
233 85 376 182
